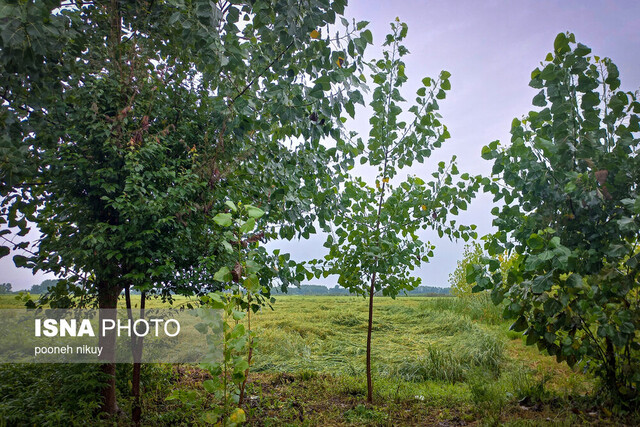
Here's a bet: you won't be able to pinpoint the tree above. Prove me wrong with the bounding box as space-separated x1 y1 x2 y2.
450 244 518 299
0 282 11 293
320 20 479 403
449 242 483 297
0 0 371 416
470 33 640 404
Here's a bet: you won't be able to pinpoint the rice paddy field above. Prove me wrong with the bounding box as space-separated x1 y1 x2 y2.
0 293 631 425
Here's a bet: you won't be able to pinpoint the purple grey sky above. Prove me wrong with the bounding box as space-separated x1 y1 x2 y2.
2 1 639 290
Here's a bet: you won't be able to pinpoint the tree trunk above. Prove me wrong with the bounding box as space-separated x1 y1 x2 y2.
98 282 122 416
124 287 145 425
605 337 618 396
366 272 377 404
239 293 253 406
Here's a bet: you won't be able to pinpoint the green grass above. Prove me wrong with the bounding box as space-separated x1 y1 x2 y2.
251 296 501 373
0 293 622 425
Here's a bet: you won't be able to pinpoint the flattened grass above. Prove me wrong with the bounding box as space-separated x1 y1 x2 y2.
251 296 505 379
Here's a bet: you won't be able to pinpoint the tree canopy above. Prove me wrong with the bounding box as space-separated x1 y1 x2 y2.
0 0 371 304
471 32 640 403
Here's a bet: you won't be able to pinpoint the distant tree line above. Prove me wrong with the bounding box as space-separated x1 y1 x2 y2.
272 284 450 296
1 279 60 295
28 279 58 294
1 280 451 297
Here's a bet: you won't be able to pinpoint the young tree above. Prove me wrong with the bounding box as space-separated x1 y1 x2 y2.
320 20 479 403
470 33 640 404
0 0 370 416
449 242 483 297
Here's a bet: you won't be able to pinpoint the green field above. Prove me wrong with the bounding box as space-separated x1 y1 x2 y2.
241 295 595 425
1 293 615 425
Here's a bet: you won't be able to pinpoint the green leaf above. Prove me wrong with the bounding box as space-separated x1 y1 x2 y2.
13 255 28 268
0 246 9 258
229 408 246 424
362 29 373 44
480 145 493 160
213 213 233 227
465 264 476 284
510 316 528 332
239 217 256 234
527 234 544 250
243 275 260 292
202 379 216 393
564 181 576 192
574 43 591 57
201 411 219 424
225 201 237 212
553 32 570 54
213 267 231 282
532 90 547 107
543 298 561 317
531 275 551 293
345 101 355 118
222 241 233 253
169 12 181 25
245 205 264 219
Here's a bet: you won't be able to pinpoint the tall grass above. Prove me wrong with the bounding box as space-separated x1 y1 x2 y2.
396 347 467 383
419 292 504 325
393 326 505 384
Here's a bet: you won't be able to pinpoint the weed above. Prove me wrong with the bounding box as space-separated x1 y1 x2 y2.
344 404 387 424
468 368 510 425
510 367 550 404
296 369 317 381
0 364 103 425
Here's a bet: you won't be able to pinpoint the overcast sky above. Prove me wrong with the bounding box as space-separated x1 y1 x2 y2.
2 1 640 290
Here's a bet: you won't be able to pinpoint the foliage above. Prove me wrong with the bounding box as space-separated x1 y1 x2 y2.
0 0 371 303
0 364 104 424
449 242 483 297
191 292 251 426
187 201 269 424
450 244 518 299
470 32 640 404
321 22 479 298
319 19 479 402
